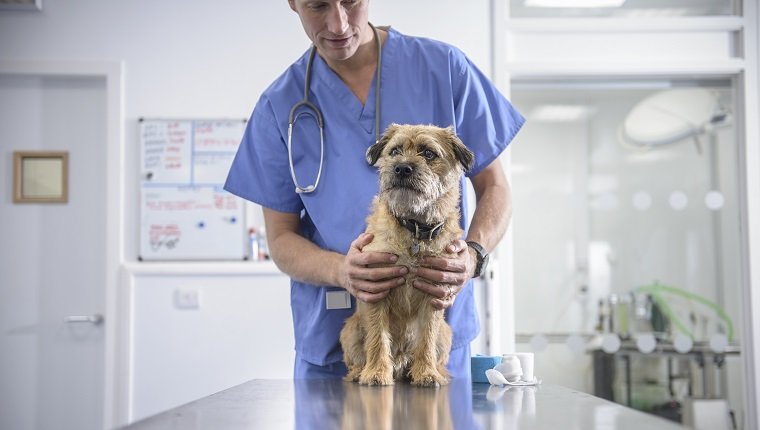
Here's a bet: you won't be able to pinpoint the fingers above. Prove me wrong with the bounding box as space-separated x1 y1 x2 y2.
430 295 455 311
417 240 468 274
351 276 406 303
346 236 470 309
413 278 455 299
419 257 466 275
351 232 375 251
350 233 401 263
354 252 398 267
414 264 468 286
446 239 467 254
410 240 469 310
346 264 407 304
348 235 398 267
352 265 408 283
413 278 459 310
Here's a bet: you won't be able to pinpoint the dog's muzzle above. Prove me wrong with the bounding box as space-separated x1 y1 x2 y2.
394 163 414 178
389 162 418 189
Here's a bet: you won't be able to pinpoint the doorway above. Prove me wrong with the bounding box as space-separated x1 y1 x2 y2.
0 62 124 430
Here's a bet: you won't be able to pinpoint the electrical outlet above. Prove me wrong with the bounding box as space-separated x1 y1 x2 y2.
174 288 200 310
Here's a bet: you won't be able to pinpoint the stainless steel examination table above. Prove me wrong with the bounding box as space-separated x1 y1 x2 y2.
124 379 687 429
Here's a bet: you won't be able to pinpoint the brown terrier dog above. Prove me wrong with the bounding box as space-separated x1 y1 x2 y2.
340 124 474 387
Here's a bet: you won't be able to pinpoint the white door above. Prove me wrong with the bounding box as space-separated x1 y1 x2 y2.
0 74 107 430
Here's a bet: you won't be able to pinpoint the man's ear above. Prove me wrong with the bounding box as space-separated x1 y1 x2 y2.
366 123 400 165
288 0 297 12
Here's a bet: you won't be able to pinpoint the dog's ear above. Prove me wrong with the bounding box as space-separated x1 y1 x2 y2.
366 123 399 166
444 126 474 171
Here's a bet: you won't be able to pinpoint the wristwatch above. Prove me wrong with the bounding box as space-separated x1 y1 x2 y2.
466 241 490 278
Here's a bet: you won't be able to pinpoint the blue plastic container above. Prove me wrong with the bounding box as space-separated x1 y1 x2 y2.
471 355 502 383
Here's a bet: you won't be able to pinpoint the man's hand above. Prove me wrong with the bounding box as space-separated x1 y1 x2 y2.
412 239 476 310
339 233 408 304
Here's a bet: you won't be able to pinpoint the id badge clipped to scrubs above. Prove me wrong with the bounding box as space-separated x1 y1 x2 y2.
326 291 351 310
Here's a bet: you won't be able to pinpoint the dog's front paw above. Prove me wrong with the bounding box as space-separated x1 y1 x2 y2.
409 369 449 387
344 367 362 382
358 368 394 386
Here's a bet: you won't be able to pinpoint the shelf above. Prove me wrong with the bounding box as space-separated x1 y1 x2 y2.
122 260 282 276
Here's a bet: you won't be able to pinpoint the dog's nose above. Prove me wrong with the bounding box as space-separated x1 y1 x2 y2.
394 163 414 177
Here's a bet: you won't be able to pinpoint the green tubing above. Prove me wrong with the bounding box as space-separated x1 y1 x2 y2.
636 283 734 342
648 291 693 338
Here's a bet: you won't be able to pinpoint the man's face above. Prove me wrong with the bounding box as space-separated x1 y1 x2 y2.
289 0 371 63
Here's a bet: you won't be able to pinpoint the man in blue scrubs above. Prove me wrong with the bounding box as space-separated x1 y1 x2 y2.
225 0 524 380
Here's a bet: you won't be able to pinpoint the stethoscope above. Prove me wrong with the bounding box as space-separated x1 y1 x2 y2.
287 23 382 194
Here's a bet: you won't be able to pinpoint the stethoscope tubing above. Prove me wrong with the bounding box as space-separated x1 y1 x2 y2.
287 23 381 194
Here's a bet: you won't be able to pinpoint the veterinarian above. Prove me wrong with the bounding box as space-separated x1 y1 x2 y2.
225 0 524 379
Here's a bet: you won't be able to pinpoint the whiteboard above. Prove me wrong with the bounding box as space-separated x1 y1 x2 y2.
139 119 247 260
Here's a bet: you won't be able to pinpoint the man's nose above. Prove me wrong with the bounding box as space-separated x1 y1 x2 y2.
326 4 349 35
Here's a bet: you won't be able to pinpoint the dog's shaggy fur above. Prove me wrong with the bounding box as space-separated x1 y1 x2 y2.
340 124 474 387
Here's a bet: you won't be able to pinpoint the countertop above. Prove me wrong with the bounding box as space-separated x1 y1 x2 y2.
123 379 687 429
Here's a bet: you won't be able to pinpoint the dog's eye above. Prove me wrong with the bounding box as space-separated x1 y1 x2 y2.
390 148 401 156
422 149 437 160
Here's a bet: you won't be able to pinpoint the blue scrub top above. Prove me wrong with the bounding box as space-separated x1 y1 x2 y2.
225 27 525 366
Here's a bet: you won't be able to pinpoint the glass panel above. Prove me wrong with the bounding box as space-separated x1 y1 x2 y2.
510 0 735 18
510 77 745 424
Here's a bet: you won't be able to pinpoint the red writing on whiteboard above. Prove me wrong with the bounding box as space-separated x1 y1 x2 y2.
149 224 181 251
146 200 195 211
214 194 239 210
163 154 183 170
195 121 241 150
195 137 240 150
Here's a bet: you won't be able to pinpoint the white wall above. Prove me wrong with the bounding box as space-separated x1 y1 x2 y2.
0 0 493 425
126 268 293 421
0 0 492 258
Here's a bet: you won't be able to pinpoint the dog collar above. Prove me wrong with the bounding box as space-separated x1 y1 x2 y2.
397 218 445 241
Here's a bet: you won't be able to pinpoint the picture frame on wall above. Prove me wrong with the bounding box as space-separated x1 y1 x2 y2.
13 151 69 203
0 0 42 11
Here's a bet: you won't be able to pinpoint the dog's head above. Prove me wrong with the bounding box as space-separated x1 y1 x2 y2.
366 124 474 219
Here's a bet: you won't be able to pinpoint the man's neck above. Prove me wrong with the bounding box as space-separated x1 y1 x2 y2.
320 27 385 105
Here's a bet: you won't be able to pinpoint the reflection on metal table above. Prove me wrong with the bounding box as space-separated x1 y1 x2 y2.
123 379 687 429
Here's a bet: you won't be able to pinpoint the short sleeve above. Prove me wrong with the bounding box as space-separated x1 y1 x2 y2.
451 52 525 177
224 98 304 214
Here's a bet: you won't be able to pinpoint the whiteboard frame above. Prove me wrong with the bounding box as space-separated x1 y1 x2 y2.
137 118 248 262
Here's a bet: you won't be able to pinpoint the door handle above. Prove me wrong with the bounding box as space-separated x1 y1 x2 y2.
63 314 104 325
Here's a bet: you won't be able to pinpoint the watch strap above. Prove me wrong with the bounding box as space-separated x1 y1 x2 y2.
466 241 488 278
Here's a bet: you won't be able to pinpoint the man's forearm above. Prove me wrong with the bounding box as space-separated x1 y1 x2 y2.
262 207 344 287
267 229 344 287
466 181 511 252
467 158 512 253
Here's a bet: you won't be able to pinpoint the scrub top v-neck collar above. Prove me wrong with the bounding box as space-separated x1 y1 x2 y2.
309 28 394 136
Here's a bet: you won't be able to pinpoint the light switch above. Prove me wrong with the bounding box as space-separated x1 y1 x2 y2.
174 288 201 310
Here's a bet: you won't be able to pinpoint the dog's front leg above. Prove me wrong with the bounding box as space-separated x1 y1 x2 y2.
340 314 366 382
409 310 450 387
358 304 394 386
